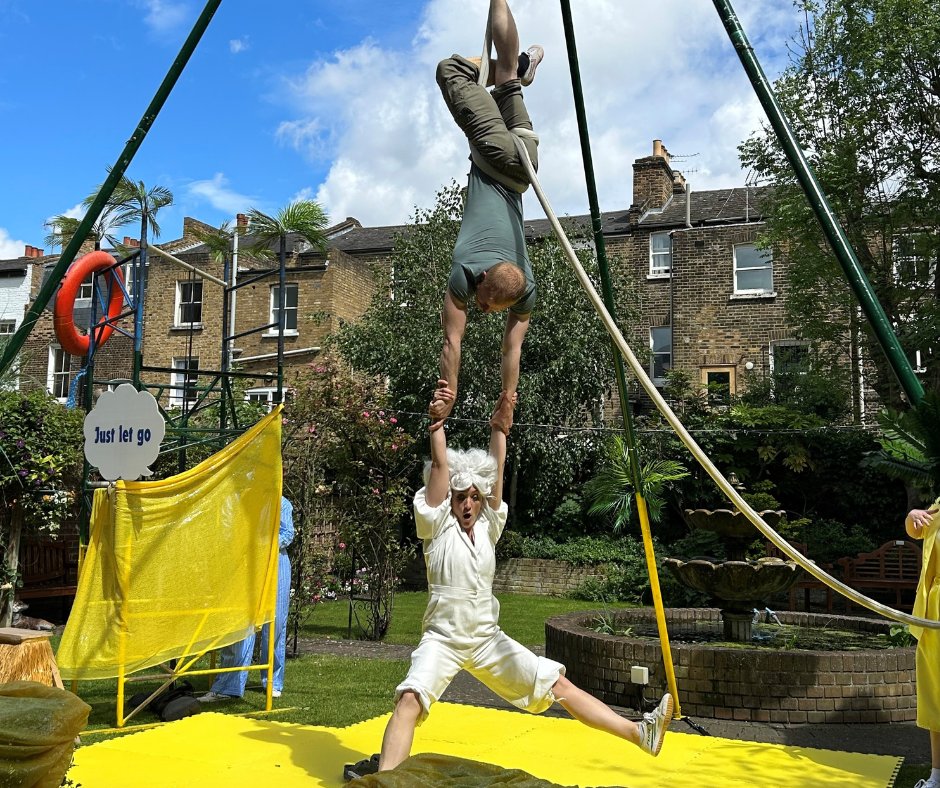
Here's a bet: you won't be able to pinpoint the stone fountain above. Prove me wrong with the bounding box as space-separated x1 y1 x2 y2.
663 500 801 641
544 480 917 723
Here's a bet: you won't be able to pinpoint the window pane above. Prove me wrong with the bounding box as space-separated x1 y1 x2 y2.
650 232 672 273
774 344 809 375
736 269 772 291
0 320 14 335
651 326 671 353
653 355 671 379
706 371 731 403
735 244 771 268
651 233 671 254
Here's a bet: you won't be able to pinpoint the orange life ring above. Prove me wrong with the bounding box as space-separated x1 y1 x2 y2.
53 251 125 357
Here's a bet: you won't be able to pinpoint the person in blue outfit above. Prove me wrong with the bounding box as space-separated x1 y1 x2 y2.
201 496 294 701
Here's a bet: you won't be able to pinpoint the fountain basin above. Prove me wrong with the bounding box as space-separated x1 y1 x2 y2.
545 607 916 723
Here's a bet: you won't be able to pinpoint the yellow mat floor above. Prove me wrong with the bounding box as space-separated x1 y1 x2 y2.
69 702 901 788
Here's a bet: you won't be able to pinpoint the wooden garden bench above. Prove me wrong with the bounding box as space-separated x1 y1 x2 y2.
836 539 922 612
17 540 78 602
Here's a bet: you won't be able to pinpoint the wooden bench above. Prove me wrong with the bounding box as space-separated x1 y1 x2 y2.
836 539 922 612
765 541 838 612
17 540 78 603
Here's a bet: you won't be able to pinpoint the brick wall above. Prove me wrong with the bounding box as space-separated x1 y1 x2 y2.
492 558 609 596
546 607 916 723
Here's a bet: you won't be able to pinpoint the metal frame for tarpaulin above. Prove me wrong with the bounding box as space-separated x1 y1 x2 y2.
559 0 925 721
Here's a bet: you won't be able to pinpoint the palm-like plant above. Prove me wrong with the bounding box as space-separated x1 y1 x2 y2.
103 175 174 239
44 214 106 251
190 220 240 263
585 435 689 531
44 172 174 252
864 389 940 499
246 200 329 260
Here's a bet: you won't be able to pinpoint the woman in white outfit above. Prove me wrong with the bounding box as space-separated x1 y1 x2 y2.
378 384 673 772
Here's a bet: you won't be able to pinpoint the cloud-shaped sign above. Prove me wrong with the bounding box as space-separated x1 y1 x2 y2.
83 384 166 481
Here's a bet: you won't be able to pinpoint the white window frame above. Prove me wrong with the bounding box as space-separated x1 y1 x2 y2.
245 387 277 411
0 319 15 335
733 243 774 295
893 233 937 288
76 274 94 302
268 283 299 336
175 279 204 327
47 345 71 402
650 326 672 386
170 356 200 409
649 231 672 277
123 262 137 306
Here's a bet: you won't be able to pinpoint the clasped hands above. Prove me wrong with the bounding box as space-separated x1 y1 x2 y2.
429 379 517 434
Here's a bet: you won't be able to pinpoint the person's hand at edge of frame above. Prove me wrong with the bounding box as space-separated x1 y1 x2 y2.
909 505 939 536
489 390 518 435
429 379 455 432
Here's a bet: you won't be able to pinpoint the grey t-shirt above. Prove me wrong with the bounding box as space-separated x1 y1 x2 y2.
448 164 536 315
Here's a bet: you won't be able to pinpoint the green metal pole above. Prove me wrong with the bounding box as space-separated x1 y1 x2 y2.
559 0 636 464
712 0 924 406
0 0 222 379
560 0 683 715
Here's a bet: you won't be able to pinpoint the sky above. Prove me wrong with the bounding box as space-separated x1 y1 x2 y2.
0 0 802 259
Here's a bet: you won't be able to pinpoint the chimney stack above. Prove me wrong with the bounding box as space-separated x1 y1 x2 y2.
22 245 43 258
631 138 676 214
122 236 140 248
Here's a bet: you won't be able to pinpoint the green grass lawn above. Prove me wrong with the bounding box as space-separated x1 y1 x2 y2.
298 591 604 647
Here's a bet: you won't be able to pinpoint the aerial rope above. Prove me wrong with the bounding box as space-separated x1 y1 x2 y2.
510 134 940 632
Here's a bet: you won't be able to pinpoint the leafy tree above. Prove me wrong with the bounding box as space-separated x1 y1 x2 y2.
0 390 84 624
739 0 940 409
282 355 418 640
335 183 638 530
864 387 940 500
637 370 905 546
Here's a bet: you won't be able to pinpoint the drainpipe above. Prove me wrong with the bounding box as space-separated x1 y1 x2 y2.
227 217 239 372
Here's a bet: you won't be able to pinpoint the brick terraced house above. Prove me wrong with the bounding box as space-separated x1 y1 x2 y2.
5 139 923 422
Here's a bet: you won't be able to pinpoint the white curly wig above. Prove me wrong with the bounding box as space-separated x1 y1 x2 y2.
423 447 497 499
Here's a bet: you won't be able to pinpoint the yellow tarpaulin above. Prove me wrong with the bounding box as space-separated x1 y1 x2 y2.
57 408 283 680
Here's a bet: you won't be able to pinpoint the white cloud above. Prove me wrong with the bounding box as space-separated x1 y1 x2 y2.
0 228 25 259
229 37 249 54
137 0 191 37
186 173 256 214
273 0 799 226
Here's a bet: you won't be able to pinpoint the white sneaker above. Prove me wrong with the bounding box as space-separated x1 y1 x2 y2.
199 690 236 703
519 45 544 87
271 689 281 698
638 693 674 757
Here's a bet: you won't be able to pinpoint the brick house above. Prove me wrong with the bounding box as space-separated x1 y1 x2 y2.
7 139 906 421
596 139 803 411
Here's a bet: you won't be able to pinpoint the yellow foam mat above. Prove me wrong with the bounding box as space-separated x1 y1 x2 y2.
69 703 900 787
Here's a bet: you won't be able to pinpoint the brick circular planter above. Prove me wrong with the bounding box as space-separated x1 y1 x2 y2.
545 607 917 723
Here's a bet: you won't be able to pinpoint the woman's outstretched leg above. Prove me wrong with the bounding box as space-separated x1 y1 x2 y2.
552 675 673 756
